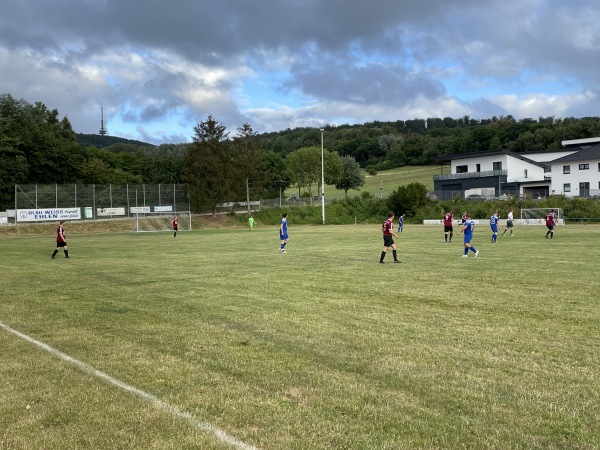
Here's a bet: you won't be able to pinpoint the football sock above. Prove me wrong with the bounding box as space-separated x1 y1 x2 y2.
51 250 58 258
464 248 468 255
445 234 447 242
392 250 398 261
64 250 69 258
449 232 453 241
380 251 386 262
550 232 553 238
471 246 477 253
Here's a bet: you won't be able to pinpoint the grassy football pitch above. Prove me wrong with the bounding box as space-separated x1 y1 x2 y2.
1 223 599 449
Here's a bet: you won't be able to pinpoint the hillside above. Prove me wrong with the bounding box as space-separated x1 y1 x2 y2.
75 133 154 149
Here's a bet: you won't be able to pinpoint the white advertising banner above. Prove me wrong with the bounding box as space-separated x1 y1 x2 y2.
154 205 173 212
97 207 126 216
130 206 151 213
17 208 81 222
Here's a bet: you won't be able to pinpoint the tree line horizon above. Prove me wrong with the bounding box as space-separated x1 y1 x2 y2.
2 92 600 212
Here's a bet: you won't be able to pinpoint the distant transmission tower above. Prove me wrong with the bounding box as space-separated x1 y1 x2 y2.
99 104 107 135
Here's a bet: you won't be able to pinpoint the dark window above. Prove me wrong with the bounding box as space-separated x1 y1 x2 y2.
563 165 570 174
579 163 589 170
524 169 528 178
564 183 571 193
476 164 481 172
456 165 468 173
493 162 502 171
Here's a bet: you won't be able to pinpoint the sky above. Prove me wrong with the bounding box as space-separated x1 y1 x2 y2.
1 0 599 144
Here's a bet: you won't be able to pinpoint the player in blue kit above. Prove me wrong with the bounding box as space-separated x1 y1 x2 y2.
279 212 289 253
490 210 500 243
458 214 479 258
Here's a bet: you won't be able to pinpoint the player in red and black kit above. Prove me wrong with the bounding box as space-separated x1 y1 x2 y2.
172 215 179 238
51 220 69 259
545 209 556 239
379 212 400 264
443 210 454 243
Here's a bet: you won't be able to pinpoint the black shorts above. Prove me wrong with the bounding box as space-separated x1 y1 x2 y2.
506 220 513 228
547 225 554 231
444 225 453 232
56 241 67 248
383 235 394 247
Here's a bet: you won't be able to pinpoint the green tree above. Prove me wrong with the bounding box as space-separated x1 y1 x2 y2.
387 182 429 217
183 115 233 214
233 123 267 213
323 149 343 196
260 151 290 199
0 94 83 209
285 146 321 202
0 126 28 209
335 155 365 198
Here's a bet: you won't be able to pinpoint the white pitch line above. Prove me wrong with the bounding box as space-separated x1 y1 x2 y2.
0 321 258 450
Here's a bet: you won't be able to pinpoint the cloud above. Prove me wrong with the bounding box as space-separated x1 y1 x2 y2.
1 0 599 144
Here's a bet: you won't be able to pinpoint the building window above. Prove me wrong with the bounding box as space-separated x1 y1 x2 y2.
456 165 468 174
579 163 589 170
544 165 551 173
476 163 481 172
564 183 571 193
493 162 502 171
598 162 600 172
524 169 528 178
563 165 570 174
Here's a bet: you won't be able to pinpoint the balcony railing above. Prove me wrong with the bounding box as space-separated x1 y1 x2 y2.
434 170 507 181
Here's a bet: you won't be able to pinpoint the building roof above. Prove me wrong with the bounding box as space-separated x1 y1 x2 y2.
550 144 600 164
561 137 600 148
433 150 545 167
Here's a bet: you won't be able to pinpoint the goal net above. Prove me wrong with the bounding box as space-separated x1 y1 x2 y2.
520 208 564 225
131 211 192 232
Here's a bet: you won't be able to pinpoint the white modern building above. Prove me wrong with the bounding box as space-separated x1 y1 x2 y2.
548 145 600 197
433 138 600 199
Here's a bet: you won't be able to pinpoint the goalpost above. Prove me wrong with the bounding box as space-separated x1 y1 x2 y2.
131 211 192 232
520 208 564 225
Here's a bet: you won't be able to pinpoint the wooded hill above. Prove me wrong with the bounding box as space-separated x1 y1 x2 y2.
3 92 600 211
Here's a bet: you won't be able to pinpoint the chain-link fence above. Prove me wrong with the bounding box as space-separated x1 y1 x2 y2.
12 184 190 222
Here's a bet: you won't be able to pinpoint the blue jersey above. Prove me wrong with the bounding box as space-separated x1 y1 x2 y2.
280 217 288 239
490 215 499 229
463 220 475 239
398 217 404 227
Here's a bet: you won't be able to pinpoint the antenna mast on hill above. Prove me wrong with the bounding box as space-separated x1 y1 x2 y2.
99 104 107 135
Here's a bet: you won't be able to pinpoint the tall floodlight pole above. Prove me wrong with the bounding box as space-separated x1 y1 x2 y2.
320 129 325 225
